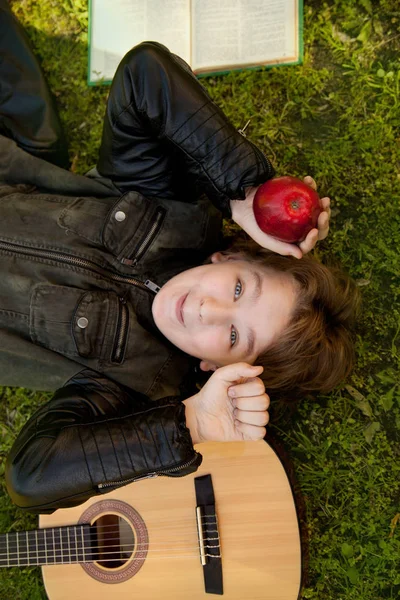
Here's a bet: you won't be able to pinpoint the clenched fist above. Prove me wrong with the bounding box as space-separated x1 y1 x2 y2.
183 363 270 443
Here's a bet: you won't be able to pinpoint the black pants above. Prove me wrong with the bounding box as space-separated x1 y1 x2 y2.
0 0 69 168
0 1 239 206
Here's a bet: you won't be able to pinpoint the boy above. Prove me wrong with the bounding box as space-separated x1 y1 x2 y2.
1 3 349 514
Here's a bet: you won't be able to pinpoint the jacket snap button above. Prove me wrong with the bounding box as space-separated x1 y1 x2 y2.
115 210 126 222
77 317 89 329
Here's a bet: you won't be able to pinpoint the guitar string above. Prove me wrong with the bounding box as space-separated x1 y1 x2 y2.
0 535 221 559
0 524 217 547
0 554 222 565
0 522 218 545
0 516 218 540
0 546 221 562
0 531 222 561
0 532 222 563
0 515 218 541
30 533 219 548
0 510 222 563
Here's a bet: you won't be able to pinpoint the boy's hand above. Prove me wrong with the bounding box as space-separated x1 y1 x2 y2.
230 176 331 259
183 363 269 444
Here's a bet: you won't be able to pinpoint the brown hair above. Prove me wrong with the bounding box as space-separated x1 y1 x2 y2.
221 235 361 397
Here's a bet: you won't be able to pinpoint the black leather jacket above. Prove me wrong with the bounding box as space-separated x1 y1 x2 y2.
2 42 274 513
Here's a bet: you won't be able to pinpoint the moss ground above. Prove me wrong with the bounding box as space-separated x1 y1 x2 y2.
0 0 399 598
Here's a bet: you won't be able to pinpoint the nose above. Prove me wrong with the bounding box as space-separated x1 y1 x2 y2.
200 297 230 325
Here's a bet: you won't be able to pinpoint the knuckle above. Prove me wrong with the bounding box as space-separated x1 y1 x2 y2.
258 427 267 439
260 412 269 426
256 381 265 394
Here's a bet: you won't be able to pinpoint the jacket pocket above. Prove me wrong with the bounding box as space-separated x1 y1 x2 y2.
119 205 166 267
29 284 128 366
57 192 167 264
58 191 216 268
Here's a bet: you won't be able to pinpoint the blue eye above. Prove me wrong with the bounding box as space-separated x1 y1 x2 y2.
231 280 242 347
234 280 242 299
230 327 238 347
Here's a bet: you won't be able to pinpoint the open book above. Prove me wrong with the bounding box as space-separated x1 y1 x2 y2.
88 0 303 85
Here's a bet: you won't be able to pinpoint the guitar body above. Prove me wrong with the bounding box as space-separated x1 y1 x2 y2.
39 441 301 600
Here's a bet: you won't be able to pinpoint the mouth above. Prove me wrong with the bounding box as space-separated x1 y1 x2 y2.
176 293 188 326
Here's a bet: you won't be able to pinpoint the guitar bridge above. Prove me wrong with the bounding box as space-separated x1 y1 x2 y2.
194 474 223 595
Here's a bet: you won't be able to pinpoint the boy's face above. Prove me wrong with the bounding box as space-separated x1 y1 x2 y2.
152 253 297 371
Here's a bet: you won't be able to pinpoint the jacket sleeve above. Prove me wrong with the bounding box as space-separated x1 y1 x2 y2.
97 41 275 216
5 369 202 514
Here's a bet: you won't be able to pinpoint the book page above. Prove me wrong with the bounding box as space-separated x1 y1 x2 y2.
191 0 299 73
146 0 191 62
90 0 191 84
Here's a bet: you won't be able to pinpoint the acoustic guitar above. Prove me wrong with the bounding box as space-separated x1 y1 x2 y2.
0 441 301 599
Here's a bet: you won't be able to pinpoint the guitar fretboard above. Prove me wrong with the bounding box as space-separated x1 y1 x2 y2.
0 525 94 567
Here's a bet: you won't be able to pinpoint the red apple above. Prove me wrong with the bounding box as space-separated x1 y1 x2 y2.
253 176 321 243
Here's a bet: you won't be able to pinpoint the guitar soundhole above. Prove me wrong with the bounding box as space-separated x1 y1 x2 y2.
79 499 148 584
93 514 135 569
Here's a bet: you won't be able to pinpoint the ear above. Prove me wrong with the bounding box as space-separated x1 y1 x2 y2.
210 251 242 264
199 360 219 372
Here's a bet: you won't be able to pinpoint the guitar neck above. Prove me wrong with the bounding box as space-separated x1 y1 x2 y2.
0 525 94 568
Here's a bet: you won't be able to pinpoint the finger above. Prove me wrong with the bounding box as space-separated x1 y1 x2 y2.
235 409 269 427
228 378 266 399
251 233 303 259
298 228 319 254
232 394 270 411
317 210 330 240
303 175 317 190
321 196 331 215
234 421 267 441
215 362 263 385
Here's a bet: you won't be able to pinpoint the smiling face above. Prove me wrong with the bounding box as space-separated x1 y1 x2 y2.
151 252 297 371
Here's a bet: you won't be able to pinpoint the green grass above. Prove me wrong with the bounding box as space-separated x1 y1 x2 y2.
1 0 399 598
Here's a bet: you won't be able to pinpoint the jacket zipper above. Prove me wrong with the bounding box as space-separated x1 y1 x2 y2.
97 452 201 490
121 207 166 267
253 143 275 179
0 239 159 293
111 297 129 363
